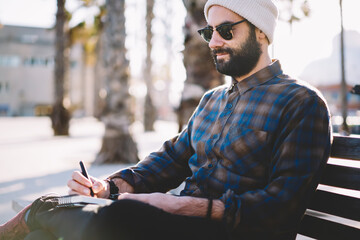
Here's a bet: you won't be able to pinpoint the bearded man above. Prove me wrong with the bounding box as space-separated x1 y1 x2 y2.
1 1 331 239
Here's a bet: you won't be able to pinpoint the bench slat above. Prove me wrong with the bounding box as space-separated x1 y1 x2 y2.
307 190 360 221
320 164 360 191
331 136 360 160
298 214 360 239
299 136 360 239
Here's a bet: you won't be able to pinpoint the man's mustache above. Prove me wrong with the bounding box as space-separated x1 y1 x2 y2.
212 48 233 57
212 48 233 55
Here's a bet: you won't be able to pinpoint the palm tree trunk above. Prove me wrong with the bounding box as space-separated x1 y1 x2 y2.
51 0 71 136
93 7 106 119
178 0 224 132
339 0 350 135
144 0 157 131
95 0 139 164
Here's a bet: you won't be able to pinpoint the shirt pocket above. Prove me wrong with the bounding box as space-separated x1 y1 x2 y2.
218 126 270 178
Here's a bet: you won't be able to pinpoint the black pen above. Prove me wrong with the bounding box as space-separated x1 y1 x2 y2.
79 161 94 197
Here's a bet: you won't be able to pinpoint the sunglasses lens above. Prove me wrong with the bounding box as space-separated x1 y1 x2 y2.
198 28 213 42
217 25 233 40
198 23 236 42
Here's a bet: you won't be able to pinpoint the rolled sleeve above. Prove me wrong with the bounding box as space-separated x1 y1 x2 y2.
109 123 195 193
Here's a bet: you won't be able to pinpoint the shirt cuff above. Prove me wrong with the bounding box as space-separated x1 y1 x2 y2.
108 168 152 193
220 189 242 229
108 169 135 188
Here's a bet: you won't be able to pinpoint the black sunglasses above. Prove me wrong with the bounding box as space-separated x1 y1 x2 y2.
197 19 247 43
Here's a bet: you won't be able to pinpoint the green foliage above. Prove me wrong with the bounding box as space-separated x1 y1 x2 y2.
67 0 106 59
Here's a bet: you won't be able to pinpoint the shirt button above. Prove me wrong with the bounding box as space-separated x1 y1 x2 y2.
226 103 233 109
213 134 218 139
208 163 213 168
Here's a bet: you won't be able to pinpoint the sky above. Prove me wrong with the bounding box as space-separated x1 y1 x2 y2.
274 0 360 78
0 0 89 28
1 0 360 83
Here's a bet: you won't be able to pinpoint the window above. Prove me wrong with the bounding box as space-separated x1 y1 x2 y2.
0 82 10 94
23 57 54 67
20 34 39 44
0 55 21 67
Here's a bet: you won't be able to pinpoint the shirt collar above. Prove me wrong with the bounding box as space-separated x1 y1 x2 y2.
227 59 283 95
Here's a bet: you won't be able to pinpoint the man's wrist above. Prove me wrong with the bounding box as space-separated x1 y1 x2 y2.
172 196 224 220
212 199 225 220
105 179 120 200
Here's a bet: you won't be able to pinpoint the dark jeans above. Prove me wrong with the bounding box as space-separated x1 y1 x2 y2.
25 197 229 240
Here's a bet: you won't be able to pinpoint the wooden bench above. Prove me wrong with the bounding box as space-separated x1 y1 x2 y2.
298 135 360 239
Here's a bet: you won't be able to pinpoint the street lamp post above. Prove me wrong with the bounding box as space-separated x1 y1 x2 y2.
339 0 350 135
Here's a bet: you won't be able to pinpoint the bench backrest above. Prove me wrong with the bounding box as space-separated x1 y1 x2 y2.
298 136 360 239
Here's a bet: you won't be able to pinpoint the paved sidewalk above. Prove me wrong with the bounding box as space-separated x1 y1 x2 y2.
0 117 178 224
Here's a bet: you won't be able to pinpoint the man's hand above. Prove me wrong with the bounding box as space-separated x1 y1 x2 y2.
67 171 134 198
118 193 224 220
67 171 109 198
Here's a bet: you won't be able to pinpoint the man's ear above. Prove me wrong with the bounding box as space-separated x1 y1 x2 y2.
257 29 266 40
256 28 269 44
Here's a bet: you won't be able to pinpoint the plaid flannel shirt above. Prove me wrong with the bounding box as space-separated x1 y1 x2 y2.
110 60 332 238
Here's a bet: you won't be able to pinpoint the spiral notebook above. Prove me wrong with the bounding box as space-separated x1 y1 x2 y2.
56 194 114 208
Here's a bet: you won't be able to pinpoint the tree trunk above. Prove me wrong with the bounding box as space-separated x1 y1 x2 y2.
179 0 224 132
95 0 139 164
51 0 71 136
339 0 350 135
93 7 107 119
144 0 157 131
94 32 106 119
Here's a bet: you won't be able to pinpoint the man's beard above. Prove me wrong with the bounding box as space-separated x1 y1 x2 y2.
212 27 262 78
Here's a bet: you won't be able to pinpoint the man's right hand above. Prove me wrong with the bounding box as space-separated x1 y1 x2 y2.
67 171 110 198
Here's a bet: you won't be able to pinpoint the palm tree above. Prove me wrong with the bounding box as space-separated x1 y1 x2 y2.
94 0 139 164
69 1 106 117
144 0 157 131
51 0 71 136
93 5 107 119
178 0 224 132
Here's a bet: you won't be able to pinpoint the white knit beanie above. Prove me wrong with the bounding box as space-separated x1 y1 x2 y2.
204 0 279 44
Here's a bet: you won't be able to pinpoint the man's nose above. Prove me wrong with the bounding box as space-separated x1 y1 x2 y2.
208 30 224 49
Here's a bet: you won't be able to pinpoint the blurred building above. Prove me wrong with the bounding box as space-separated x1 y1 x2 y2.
0 25 94 117
300 30 360 116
